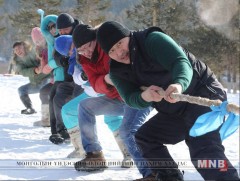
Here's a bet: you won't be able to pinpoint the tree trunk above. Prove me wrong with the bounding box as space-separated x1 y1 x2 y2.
152 0 157 26
232 66 237 94
227 65 232 93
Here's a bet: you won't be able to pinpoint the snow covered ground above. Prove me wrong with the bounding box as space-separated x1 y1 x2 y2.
0 75 239 180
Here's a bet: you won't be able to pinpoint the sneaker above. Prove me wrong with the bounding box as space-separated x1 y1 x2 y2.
74 151 108 172
21 108 36 115
156 168 184 181
49 134 64 144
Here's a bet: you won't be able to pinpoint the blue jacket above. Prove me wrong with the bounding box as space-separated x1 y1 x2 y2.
38 9 64 81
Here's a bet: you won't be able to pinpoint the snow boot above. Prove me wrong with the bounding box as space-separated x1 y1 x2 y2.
33 104 50 127
155 168 184 181
49 134 64 144
113 130 133 168
134 173 157 181
67 126 85 158
20 95 36 115
59 129 70 141
74 151 108 172
21 108 36 114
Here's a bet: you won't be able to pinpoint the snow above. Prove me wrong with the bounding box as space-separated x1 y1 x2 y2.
0 75 239 180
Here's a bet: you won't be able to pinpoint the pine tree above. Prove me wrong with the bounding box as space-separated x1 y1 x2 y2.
71 0 111 26
0 0 6 36
126 0 239 79
8 0 62 41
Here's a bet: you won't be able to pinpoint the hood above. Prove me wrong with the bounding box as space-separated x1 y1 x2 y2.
38 9 59 45
54 35 73 56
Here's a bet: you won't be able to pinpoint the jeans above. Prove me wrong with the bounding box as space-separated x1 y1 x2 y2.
78 95 153 177
62 92 122 131
18 79 50 105
18 79 49 97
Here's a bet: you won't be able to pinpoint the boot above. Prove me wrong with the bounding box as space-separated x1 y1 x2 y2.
33 104 50 127
113 130 133 168
156 168 184 181
134 173 157 181
21 108 36 114
67 126 85 158
49 134 64 144
59 129 70 141
20 95 36 115
74 151 108 172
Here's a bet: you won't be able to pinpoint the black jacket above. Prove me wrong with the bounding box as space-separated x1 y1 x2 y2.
110 27 226 115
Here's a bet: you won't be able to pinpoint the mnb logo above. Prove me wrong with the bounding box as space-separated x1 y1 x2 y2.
197 160 228 171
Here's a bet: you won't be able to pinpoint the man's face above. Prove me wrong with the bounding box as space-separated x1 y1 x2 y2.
58 26 73 35
77 40 96 59
13 44 26 58
108 37 130 64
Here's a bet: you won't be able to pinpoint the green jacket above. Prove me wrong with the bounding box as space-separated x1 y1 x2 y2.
15 49 50 85
110 29 193 109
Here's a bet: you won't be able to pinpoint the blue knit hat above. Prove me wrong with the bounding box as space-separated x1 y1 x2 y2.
54 35 73 56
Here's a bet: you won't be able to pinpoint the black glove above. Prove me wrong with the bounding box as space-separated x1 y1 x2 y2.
81 71 88 81
53 50 69 67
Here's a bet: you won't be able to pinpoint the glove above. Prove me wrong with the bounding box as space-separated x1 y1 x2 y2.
53 50 69 67
60 56 69 67
81 71 88 81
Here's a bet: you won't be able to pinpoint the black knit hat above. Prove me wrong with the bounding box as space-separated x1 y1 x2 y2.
72 24 96 48
96 21 130 53
57 13 75 29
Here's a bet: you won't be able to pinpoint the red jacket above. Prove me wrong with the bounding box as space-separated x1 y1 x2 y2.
79 43 121 100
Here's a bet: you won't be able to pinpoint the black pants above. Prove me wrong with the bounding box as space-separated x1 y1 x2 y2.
53 82 83 133
39 83 52 104
135 80 239 180
49 81 63 134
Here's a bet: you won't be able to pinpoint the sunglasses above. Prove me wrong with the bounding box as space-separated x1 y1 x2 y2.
47 24 56 31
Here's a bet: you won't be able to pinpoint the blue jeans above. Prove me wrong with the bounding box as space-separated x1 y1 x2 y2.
78 95 153 177
18 79 50 105
62 92 122 132
18 79 49 97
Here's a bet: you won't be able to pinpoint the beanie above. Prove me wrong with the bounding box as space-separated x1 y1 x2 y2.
72 24 96 48
31 27 46 46
57 13 75 29
96 21 130 53
54 35 73 56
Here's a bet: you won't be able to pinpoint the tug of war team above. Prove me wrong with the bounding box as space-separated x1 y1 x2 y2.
10 8 239 181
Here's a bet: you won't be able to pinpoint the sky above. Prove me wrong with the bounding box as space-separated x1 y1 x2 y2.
0 74 239 180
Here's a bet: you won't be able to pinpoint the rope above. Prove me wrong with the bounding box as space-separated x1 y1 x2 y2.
141 87 239 115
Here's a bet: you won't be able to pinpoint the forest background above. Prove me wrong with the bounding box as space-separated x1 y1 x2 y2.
0 0 239 92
